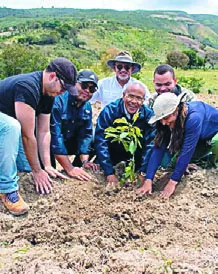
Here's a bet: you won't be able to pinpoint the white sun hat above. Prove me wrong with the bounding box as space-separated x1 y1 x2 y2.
149 92 186 124
107 51 141 74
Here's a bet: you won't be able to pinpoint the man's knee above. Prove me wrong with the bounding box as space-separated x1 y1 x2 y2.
5 119 21 135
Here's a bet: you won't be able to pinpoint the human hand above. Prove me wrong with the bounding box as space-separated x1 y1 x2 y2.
44 165 69 180
32 169 53 194
160 179 178 199
83 161 99 172
106 174 119 189
66 167 92 181
136 179 152 195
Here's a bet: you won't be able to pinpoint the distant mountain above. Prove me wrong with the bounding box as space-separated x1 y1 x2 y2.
0 8 218 49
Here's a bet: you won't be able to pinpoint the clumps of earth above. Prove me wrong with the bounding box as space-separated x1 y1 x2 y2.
0 165 217 273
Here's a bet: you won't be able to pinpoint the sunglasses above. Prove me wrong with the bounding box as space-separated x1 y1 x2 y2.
79 82 97 94
116 64 132 71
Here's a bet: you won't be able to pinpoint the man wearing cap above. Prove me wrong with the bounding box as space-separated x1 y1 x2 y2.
148 64 197 108
137 92 218 199
90 51 151 110
51 69 99 180
94 82 155 187
0 57 77 215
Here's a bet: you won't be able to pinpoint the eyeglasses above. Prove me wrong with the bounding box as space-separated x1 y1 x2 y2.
57 76 78 95
125 93 144 102
116 64 132 71
79 82 97 94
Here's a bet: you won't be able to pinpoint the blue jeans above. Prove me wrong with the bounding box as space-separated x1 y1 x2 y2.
0 112 31 194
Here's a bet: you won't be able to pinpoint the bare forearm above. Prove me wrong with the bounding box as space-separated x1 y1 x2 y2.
22 136 41 172
55 154 74 173
37 131 51 167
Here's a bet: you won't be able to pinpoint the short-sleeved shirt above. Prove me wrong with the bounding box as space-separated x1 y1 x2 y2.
0 71 54 118
90 75 151 109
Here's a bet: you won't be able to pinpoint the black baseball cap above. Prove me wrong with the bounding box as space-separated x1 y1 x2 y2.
47 57 77 85
77 70 98 87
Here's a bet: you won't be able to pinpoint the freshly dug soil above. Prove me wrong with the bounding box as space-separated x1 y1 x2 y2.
0 167 217 274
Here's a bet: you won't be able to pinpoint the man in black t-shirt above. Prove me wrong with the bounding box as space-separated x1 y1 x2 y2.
0 57 77 216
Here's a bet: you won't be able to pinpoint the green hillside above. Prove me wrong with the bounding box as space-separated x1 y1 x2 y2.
0 7 218 94
1 8 218 48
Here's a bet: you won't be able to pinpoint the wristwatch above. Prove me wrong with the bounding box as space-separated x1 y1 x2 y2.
139 171 146 177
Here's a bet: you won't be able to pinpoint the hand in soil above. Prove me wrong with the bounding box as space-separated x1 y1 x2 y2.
160 179 178 199
44 165 69 180
106 174 119 190
32 169 54 194
136 179 152 195
67 167 92 181
83 161 99 172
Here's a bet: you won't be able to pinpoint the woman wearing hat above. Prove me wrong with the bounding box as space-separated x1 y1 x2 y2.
137 92 218 198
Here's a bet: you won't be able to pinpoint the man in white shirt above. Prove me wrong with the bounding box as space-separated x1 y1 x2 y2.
90 51 150 109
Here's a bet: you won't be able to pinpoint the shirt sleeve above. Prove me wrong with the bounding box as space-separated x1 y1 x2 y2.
50 98 68 155
171 114 203 181
14 83 38 110
94 107 115 176
77 104 93 155
146 143 168 180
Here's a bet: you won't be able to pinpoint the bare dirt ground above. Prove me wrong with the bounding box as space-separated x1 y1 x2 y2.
0 167 217 274
0 94 217 274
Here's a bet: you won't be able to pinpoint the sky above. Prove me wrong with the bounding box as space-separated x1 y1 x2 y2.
0 0 218 15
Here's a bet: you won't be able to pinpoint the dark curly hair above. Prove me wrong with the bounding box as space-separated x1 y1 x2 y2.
154 103 187 154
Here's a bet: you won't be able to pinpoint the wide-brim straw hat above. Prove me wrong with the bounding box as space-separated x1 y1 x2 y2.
149 92 186 124
107 53 141 74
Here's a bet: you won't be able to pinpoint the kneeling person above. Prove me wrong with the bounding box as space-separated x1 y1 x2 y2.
94 83 155 187
51 70 99 180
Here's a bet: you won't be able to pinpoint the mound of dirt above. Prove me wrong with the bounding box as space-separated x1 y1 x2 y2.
0 167 217 273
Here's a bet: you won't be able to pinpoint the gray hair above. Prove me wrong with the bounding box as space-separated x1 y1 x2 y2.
123 82 146 98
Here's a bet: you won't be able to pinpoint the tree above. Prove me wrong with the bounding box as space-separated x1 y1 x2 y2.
166 50 189 68
132 49 147 67
100 48 119 75
204 52 218 69
105 113 142 186
0 44 48 78
182 49 198 68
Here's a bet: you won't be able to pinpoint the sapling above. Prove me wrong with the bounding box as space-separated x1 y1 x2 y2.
104 112 142 186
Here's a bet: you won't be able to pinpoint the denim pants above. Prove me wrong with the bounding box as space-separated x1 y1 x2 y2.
0 112 31 194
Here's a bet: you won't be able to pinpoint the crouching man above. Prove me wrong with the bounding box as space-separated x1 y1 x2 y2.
94 83 155 188
51 70 99 181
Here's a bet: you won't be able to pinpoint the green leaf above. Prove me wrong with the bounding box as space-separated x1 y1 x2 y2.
123 141 129 152
105 127 119 133
125 166 131 172
120 132 129 139
135 126 142 137
113 117 128 125
137 139 142 148
105 133 119 138
15 245 30 254
128 140 137 154
116 126 129 131
133 112 139 123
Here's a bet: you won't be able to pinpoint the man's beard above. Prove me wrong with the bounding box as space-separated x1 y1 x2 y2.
117 74 130 82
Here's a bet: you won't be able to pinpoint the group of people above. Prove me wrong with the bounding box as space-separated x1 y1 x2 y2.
0 51 218 216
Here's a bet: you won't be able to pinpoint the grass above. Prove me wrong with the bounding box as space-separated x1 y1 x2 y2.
138 67 218 94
